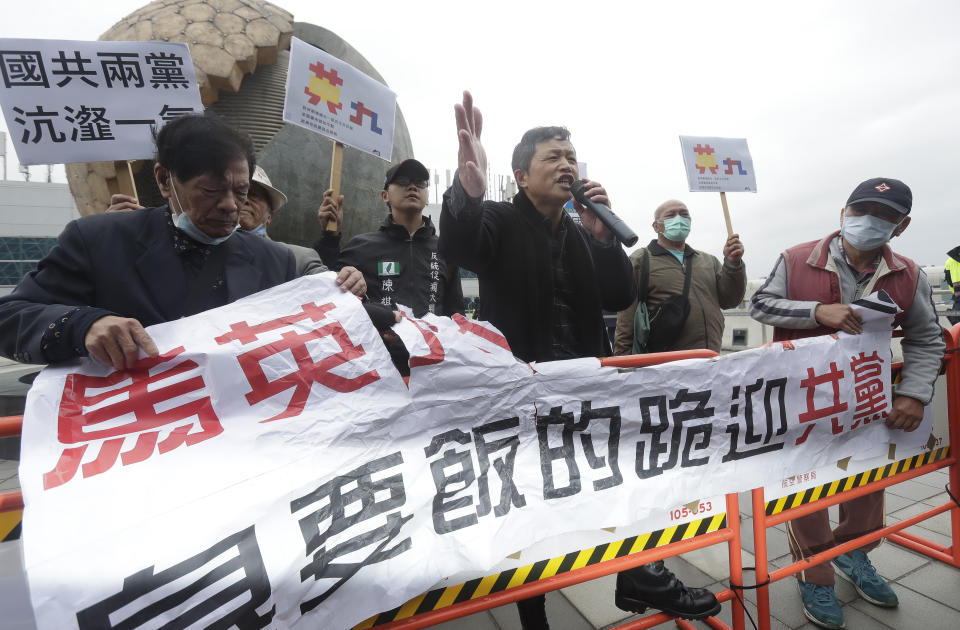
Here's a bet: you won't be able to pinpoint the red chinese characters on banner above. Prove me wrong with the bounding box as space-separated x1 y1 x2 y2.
795 361 849 445
452 313 511 353
848 351 888 428
215 302 380 422
402 314 444 368
44 347 221 490
402 314 512 368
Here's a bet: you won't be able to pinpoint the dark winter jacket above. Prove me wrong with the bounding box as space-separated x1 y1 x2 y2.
315 214 464 317
0 206 296 365
439 177 636 363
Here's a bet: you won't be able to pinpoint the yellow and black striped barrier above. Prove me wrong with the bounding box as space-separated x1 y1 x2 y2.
764 446 950 517
0 509 22 542
354 511 727 628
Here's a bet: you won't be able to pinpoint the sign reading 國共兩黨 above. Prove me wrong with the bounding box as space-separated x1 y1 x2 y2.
679 135 757 192
282 37 396 161
20 280 916 630
0 39 203 165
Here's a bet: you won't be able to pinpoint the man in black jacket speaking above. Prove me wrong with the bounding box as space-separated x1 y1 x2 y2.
440 92 635 363
440 91 717 628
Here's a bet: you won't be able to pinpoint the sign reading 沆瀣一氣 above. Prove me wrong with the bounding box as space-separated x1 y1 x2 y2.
679 135 757 193
0 39 203 165
282 37 396 161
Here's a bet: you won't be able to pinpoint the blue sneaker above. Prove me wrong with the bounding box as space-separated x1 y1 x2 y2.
833 550 899 607
797 580 845 629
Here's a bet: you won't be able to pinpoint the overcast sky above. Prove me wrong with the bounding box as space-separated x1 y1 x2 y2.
2 0 959 274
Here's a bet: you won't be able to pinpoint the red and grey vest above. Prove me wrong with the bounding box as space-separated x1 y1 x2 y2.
773 230 920 342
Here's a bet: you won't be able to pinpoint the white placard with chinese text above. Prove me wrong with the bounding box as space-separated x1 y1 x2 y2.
20 280 918 630
679 135 757 192
282 37 396 161
0 39 203 165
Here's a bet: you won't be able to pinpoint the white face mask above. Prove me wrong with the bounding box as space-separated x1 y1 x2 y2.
841 213 899 251
169 177 238 246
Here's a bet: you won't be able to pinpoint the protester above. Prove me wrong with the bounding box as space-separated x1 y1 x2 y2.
750 177 944 629
605 197 746 619
614 199 746 354
440 90 716 627
314 159 463 317
946 245 960 325
0 115 298 371
105 167 366 295
235 165 365 294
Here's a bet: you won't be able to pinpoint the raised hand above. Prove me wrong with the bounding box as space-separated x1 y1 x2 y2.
317 188 344 234
454 90 487 198
106 194 144 213
723 234 744 264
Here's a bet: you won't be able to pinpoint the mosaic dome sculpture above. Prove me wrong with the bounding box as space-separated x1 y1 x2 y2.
66 0 415 246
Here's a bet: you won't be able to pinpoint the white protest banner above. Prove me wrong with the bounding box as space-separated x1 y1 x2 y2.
20 278 910 630
679 136 757 193
282 37 396 161
0 39 203 165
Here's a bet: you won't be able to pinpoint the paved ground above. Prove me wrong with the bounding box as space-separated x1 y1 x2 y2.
1 460 957 629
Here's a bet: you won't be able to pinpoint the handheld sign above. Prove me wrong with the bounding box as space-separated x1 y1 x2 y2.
283 38 397 232
678 136 756 236
0 39 203 169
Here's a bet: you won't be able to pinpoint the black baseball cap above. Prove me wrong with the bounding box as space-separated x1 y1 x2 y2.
384 159 429 189
846 177 912 215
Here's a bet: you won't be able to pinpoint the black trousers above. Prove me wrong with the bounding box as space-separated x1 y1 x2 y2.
516 594 548 629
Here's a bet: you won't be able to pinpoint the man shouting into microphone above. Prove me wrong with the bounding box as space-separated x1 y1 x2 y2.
440 92 720 628
439 91 634 362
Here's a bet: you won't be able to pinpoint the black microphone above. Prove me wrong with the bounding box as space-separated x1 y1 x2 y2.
569 180 639 247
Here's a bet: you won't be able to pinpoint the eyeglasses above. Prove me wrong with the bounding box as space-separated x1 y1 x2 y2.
391 177 429 189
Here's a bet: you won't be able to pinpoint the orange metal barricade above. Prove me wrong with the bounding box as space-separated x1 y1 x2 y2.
749 323 960 630
0 415 23 515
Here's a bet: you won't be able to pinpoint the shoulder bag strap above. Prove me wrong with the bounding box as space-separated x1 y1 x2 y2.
681 251 693 300
640 248 650 301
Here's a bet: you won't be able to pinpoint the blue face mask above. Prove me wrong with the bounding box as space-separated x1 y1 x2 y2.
662 215 691 242
841 213 898 251
170 178 238 246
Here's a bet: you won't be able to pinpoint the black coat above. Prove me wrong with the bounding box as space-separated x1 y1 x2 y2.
315 214 464 318
0 205 297 364
440 179 636 363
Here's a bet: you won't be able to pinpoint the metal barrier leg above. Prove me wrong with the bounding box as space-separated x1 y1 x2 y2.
724 493 745 630
948 325 960 566
887 324 960 567
751 488 771 630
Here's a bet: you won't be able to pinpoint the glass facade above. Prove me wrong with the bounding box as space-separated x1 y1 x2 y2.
0 237 58 285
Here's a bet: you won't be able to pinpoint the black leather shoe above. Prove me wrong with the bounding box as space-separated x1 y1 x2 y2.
615 561 721 620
